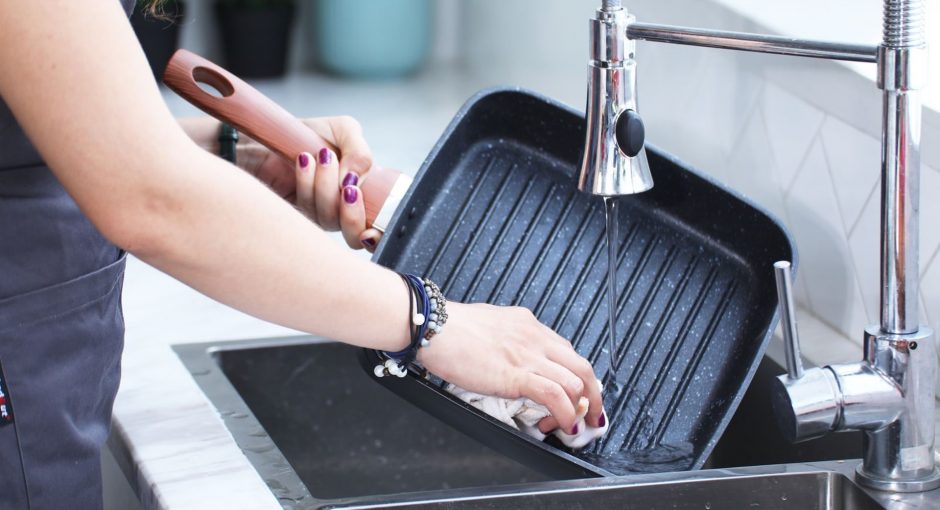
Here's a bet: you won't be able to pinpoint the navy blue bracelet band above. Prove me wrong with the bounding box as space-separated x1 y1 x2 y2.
374 274 447 378
385 274 423 359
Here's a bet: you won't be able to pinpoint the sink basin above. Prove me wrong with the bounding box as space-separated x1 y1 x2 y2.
174 337 928 509
212 340 548 501
179 338 553 507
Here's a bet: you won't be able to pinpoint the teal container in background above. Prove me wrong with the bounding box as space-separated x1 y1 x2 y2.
314 0 432 79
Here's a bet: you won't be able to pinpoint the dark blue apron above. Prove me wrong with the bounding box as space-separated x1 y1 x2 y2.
0 1 135 508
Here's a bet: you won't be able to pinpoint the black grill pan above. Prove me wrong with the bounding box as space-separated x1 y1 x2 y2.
361 88 795 479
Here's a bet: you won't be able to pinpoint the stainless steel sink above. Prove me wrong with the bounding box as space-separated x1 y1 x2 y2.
174 337 937 509
345 465 882 509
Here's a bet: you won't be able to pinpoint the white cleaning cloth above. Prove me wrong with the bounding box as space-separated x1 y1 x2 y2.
446 381 608 449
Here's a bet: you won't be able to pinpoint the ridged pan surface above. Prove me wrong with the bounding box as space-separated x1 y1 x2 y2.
366 89 794 478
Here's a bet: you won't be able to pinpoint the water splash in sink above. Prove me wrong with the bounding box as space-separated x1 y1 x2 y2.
580 441 695 475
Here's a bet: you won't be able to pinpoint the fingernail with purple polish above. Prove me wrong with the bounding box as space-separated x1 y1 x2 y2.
298 152 310 168
570 424 579 435
598 412 607 428
362 238 376 249
318 147 332 165
342 172 359 187
343 186 358 205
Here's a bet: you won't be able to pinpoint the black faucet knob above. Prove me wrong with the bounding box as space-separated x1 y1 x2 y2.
615 110 645 157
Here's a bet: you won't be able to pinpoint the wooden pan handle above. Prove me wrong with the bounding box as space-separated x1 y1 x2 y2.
162 49 405 230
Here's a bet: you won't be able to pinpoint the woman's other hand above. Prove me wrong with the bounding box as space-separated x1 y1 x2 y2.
240 116 383 251
417 303 605 433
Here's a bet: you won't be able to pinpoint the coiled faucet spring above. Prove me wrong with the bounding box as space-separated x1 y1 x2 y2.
883 0 926 48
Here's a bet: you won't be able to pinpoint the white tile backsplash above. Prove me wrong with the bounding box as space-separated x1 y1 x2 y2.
761 83 825 192
924 256 940 330
784 140 871 335
920 294 930 331
674 52 764 172
726 109 788 220
925 117 940 172
847 187 882 324
920 166 940 276
819 116 881 234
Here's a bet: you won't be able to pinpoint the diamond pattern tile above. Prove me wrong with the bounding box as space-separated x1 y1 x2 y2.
761 83 825 192
819 115 881 235
919 166 940 276
847 189 880 325
725 109 787 220
923 255 940 330
785 139 870 337
677 51 763 168
920 293 930 329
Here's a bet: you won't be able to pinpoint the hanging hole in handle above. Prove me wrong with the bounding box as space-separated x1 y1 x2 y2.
192 67 235 98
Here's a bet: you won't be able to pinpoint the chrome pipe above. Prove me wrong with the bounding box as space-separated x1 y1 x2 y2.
878 0 926 335
773 262 804 380
879 89 922 334
626 23 879 63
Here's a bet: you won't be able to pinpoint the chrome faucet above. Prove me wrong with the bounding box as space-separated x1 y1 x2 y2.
578 0 938 493
578 2 653 195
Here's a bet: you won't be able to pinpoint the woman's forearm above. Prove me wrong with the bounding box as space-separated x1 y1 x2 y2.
139 147 411 351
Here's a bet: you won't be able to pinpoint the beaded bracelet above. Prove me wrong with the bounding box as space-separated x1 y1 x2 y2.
374 275 428 378
373 274 447 378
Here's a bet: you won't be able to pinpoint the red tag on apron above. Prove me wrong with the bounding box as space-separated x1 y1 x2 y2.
0 361 13 425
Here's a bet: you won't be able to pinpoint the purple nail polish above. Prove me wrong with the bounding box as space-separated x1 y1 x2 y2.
362 238 376 248
571 424 579 435
343 186 358 205
298 153 310 168
318 147 332 165
598 412 606 428
342 172 359 187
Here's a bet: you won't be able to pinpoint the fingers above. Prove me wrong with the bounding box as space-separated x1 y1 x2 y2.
265 151 297 198
521 373 578 433
339 178 367 249
546 340 604 427
537 416 559 434
314 147 341 230
294 152 316 222
534 360 584 410
329 116 374 180
359 228 382 253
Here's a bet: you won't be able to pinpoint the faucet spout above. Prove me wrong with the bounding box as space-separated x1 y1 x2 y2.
578 6 653 196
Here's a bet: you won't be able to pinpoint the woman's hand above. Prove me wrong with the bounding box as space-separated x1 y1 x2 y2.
237 116 383 251
417 302 605 433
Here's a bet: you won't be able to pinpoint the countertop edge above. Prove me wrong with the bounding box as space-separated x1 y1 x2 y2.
111 335 282 510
